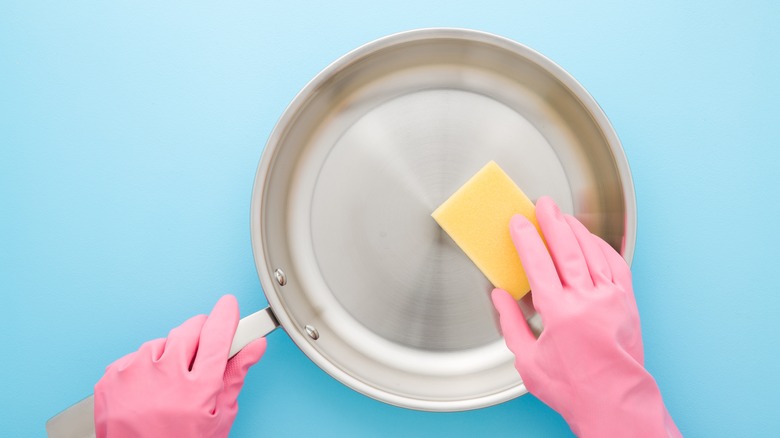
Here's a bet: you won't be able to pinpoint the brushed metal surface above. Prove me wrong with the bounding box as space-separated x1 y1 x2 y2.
250 28 635 411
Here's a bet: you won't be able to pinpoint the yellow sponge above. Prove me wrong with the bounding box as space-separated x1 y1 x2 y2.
432 161 541 300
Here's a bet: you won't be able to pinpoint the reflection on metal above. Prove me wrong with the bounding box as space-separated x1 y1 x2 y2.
274 268 287 286
305 325 320 340
250 28 635 412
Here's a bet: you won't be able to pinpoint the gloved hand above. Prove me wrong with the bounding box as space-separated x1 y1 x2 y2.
492 196 681 437
94 295 266 438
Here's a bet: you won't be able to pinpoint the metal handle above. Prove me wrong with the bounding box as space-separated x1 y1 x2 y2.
45 307 280 438
228 307 280 357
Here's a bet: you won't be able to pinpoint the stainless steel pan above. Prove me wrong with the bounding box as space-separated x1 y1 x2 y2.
47 28 636 437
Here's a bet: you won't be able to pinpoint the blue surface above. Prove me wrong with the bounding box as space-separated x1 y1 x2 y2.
2 1 779 436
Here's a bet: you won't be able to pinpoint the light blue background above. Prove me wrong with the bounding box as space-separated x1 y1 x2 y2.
2 1 778 436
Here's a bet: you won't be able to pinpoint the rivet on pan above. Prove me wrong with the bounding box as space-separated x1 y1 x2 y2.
305 325 319 340
274 268 287 286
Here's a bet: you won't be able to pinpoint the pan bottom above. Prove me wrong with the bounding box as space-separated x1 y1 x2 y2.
308 88 567 351
254 29 633 410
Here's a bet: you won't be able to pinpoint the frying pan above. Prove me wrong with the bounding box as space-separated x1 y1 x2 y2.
46 28 636 437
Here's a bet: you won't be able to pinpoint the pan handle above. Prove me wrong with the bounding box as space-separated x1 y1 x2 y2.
229 306 280 356
45 307 280 438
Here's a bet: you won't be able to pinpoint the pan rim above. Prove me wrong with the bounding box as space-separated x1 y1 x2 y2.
250 27 636 411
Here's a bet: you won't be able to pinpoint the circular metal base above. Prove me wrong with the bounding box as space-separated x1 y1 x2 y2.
252 28 635 411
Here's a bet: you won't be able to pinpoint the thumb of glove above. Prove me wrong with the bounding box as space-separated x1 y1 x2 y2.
217 338 268 413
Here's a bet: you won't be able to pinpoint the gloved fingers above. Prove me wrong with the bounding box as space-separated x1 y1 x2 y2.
594 237 633 290
535 197 593 290
491 288 536 359
192 295 240 380
217 338 267 410
159 314 208 369
594 236 642 332
593 236 642 343
138 338 168 363
564 215 612 286
509 213 562 313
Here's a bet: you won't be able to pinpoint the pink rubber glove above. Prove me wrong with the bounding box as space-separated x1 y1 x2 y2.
94 295 267 438
492 197 680 437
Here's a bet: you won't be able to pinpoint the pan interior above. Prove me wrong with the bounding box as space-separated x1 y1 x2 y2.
309 88 567 351
257 30 630 410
